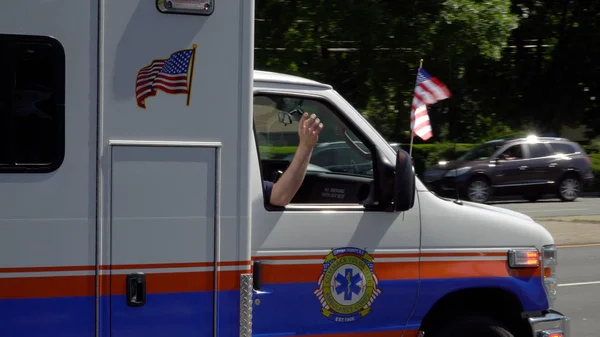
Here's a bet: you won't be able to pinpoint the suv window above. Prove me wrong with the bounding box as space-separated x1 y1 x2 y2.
527 142 552 158
0 35 65 172
498 144 524 160
549 142 577 155
459 141 505 161
311 148 336 167
253 93 375 206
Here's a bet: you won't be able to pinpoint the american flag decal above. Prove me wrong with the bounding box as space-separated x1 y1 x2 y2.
135 45 197 108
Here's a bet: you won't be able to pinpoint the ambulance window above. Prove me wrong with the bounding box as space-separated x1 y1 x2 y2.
254 93 375 207
0 35 65 173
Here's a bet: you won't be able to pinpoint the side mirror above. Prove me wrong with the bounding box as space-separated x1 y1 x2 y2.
393 148 416 211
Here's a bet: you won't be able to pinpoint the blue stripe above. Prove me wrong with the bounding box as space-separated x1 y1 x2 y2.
252 277 547 336
408 276 548 327
0 291 240 337
0 296 95 337
0 276 548 337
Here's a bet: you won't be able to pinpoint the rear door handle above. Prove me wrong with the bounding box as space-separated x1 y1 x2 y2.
126 272 147 307
549 163 557 167
519 166 527 170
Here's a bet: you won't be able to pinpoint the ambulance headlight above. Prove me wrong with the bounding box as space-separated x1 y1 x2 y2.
541 245 558 308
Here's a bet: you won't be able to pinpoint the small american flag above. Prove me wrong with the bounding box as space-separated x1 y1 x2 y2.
135 47 196 108
410 68 451 141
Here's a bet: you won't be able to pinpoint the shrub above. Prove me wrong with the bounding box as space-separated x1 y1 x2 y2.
398 143 476 175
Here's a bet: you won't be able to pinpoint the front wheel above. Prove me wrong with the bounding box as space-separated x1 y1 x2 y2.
429 315 515 337
467 177 491 203
558 175 581 202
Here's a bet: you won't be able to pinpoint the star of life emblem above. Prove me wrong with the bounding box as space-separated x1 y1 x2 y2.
313 247 382 323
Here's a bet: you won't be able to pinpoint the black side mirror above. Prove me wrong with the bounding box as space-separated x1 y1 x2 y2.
393 148 416 211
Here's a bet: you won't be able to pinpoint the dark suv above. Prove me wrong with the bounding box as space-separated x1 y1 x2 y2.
422 136 594 203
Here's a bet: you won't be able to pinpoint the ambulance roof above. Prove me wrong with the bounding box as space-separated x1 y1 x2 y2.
254 70 333 89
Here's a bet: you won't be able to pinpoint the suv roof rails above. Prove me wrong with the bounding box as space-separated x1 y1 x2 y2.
497 136 570 144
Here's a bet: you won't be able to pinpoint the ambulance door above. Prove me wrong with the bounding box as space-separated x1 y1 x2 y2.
0 2 98 337
250 91 421 336
98 1 254 337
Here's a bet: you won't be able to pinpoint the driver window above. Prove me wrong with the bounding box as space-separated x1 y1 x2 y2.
253 94 375 206
498 144 523 160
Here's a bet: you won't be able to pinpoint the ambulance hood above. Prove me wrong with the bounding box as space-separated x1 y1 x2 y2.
457 200 534 223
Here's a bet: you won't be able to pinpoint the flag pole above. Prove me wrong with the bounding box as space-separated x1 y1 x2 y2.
186 44 198 106
408 59 423 159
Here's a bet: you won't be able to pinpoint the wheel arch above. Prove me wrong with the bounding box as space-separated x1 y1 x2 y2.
418 287 530 337
558 168 582 182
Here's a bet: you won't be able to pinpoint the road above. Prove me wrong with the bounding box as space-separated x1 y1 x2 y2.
489 196 600 218
555 245 600 337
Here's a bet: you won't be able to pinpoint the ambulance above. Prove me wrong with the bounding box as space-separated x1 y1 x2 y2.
0 1 569 337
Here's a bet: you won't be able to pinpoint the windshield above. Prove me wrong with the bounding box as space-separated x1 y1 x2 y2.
457 142 505 161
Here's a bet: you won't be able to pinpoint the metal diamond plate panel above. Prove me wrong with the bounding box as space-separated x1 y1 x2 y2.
240 273 253 337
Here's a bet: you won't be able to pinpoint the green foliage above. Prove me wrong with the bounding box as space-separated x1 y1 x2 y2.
258 146 297 159
585 136 600 154
398 143 475 174
437 0 519 60
586 154 600 192
254 0 600 143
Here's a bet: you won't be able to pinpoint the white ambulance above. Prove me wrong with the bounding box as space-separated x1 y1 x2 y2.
0 1 569 337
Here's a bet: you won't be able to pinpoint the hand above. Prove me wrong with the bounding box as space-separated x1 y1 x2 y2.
298 112 323 148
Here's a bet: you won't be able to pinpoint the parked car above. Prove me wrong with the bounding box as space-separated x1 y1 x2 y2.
422 136 595 203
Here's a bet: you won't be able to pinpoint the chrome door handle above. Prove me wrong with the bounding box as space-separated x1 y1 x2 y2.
549 163 557 167
519 166 527 170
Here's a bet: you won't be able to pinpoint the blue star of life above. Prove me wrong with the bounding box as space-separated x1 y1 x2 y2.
336 268 363 301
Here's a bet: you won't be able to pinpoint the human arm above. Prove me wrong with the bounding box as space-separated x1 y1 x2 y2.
268 112 323 206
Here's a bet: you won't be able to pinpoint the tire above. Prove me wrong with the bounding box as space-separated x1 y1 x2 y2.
165 1 173 9
466 176 491 203
429 315 515 337
557 173 581 202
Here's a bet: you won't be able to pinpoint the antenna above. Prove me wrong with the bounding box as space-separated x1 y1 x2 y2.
405 58 424 221
408 58 423 159
448 55 461 204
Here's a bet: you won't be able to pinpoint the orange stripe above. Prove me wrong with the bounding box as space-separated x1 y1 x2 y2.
0 261 250 273
262 261 422 284
0 275 96 299
253 251 507 261
377 261 419 280
262 264 322 284
277 330 414 337
260 259 539 284
107 269 244 295
0 270 250 299
420 252 507 257
421 260 541 279
254 253 420 260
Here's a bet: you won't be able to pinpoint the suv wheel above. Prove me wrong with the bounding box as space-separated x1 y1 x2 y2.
558 174 581 202
467 177 491 203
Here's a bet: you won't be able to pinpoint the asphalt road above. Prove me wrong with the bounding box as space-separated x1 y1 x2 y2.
555 245 600 337
489 196 600 218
